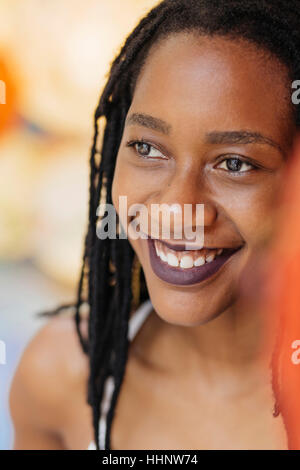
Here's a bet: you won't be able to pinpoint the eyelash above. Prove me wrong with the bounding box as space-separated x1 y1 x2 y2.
217 157 256 173
126 139 257 173
126 139 167 160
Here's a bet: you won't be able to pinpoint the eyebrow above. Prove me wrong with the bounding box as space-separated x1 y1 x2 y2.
206 130 283 154
125 113 172 135
125 112 283 154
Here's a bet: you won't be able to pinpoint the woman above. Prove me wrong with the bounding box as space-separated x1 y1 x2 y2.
9 0 300 449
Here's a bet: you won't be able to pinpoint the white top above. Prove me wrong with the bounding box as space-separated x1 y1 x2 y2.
87 299 153 450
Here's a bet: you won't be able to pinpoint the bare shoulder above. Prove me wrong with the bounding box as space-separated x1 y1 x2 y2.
9 312 89 448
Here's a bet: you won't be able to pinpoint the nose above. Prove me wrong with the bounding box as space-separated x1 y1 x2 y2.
156 169 218 229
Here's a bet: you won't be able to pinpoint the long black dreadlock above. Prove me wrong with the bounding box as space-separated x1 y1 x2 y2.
44 0 300 450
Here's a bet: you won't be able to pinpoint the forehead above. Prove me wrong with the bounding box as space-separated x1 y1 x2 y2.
130 33 293 148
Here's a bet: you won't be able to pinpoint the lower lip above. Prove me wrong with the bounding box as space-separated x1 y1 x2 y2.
147 239 240 286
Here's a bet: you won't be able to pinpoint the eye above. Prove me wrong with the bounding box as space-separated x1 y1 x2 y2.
217 157 255 173
127 140 167 159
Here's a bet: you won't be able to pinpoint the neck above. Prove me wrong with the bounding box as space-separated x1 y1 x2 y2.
142 299 278 394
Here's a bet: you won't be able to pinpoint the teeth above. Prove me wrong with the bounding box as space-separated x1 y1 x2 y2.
205 253 216 263
180 256 194 269
154 240 223 269
194 256 205 267
167 253 179 267
155 242 160 256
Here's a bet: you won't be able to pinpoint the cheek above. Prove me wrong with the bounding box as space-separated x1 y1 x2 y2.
111 172 120 213
112 156 155 211
217 178 281 247
112 157 131 212
112 156 148 242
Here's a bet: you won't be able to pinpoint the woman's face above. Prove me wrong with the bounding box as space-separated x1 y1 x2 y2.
112 33 295 326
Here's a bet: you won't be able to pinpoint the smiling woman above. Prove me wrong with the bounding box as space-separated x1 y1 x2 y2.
9 0 300 450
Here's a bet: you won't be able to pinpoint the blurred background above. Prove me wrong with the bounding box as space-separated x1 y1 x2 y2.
0 0 158 450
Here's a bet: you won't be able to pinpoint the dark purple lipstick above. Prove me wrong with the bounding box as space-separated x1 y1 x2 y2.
147 238 241 286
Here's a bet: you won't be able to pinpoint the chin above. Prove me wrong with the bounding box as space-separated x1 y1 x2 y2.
145 278 237 327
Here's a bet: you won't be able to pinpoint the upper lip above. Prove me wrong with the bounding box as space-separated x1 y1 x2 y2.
150 237 243 252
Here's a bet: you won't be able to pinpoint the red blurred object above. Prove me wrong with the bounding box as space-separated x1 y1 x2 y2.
0 55 18 133
264 134 300 449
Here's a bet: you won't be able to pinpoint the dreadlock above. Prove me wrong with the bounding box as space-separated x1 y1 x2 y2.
44 0 300 450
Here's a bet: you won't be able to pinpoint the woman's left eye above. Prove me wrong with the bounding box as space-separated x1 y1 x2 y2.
128 141 167 159
217 157 254 173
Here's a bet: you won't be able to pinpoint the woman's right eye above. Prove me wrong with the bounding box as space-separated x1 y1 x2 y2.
127 140 167 159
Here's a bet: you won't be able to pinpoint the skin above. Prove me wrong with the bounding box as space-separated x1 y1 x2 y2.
10 33 296 449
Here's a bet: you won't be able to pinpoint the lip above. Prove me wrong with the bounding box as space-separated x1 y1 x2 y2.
155 239 230 252
147 238 242 286
157 240 205 251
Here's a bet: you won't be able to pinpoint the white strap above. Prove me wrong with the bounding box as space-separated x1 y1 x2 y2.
87 441 96 450
98 375 115 450
97 300 153 449
128 299 153 341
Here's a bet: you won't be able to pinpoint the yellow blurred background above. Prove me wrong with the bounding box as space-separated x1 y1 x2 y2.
0 0 158 449
0 0 159 285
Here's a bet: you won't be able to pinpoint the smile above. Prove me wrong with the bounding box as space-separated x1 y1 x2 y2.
147 238 242 286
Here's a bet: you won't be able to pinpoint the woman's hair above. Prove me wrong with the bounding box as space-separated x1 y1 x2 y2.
47 0 300 450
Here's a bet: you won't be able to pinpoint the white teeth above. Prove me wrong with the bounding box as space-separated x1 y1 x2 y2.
205 253 216 263
194 256 205 267
180 256 194 269
154 239 223 269
167 253 179 267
